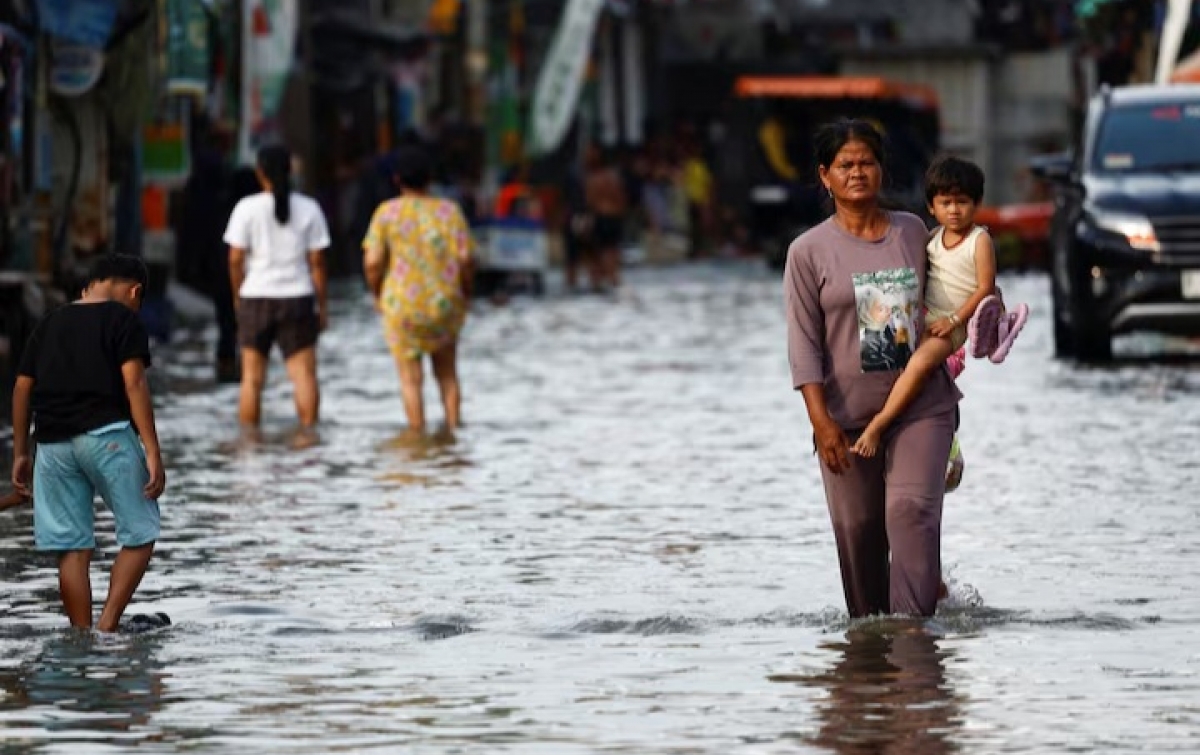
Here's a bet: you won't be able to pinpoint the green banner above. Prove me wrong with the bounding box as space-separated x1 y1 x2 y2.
166 0 211 97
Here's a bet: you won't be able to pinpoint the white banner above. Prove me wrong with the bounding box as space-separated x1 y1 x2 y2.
1156 0 1194 84
239 0 298 164
529 0 607 155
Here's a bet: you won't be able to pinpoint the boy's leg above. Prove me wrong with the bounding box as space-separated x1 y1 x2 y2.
97 544 154 632
852 337 956 457
84 427 162 633
34 440 98 628
58 550 94 628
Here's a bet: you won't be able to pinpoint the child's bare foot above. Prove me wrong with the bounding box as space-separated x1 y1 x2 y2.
851 427 882 458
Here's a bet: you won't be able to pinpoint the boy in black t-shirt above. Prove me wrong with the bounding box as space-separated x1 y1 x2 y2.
11 255 167 633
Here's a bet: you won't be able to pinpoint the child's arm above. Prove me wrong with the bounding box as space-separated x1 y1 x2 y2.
123 359 166 500
951 230 998 326
11 375 33 497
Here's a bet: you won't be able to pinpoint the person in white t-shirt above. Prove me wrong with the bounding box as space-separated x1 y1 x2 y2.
223 145 331 428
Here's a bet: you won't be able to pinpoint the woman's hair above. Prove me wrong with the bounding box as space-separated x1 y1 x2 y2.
394 146 433 190
813 118 887 170
257 145 293 224
855 285 888 330
924 154 985 204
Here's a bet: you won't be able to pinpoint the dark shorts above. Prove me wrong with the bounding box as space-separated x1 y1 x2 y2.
238 296 319 358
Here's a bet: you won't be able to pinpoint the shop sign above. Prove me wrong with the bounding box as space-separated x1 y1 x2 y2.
529 0 607 155
48 39 106 97
166 0 211 97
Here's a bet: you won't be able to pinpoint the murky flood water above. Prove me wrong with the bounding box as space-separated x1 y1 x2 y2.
1 264 1199 754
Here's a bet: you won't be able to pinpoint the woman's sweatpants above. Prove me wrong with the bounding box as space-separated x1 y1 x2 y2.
818 409 956 618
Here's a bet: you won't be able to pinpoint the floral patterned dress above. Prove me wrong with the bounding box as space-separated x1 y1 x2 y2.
362 196 472 360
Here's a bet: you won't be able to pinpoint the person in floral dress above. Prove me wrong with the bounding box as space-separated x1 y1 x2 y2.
363 147 474 432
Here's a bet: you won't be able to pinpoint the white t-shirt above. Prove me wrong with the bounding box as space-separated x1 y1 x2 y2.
223 192 331 299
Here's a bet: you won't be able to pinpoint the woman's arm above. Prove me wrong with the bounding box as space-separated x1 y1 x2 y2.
784 244 849 474
362 205 389 304
800 383 851 475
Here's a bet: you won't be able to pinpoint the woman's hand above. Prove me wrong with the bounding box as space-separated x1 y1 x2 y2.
814 415 852 475
927 317 957 339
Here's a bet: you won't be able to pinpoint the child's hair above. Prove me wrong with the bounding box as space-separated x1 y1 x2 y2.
925 155 985 204
87 254 149 290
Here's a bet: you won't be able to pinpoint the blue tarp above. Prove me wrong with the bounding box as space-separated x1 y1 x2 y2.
35 0 118 47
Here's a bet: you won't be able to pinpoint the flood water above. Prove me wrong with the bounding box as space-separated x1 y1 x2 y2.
1 264 1198 753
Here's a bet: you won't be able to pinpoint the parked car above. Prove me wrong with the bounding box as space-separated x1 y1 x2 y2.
1032 83 1200 362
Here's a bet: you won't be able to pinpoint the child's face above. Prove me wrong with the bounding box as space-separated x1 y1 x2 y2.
929 191 978 234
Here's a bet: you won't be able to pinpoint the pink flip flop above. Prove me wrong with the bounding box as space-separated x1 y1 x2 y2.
988 303 1030 364
967 295 1003 359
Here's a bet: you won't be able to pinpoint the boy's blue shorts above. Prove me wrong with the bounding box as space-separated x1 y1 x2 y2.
33 424 160 552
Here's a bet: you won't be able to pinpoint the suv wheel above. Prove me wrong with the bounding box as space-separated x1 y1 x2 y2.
1067 253 1113 363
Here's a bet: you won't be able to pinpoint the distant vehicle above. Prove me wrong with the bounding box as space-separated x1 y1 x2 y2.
473 182 549 297
1031 84 1200 362
727 76 941 269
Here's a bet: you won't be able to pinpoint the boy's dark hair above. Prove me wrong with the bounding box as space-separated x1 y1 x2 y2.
925 155 985 204
87 254 149 290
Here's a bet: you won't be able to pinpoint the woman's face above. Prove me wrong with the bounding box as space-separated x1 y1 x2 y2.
869 297 891 325
820 139 883 206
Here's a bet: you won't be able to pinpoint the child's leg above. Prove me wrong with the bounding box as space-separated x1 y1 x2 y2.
58 550 94 628
97 544 155 632
852 336 957 458
85 426 162 633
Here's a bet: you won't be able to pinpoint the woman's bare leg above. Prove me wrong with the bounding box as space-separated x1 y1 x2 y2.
395 356 426 432
852 336 956 458
431 343 461 431
239 349 268 427
284 347 320 427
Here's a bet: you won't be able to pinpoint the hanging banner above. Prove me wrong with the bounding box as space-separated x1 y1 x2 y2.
1155 0 1195 84
166 0 211 97
35 0 117 47
238 0 297 164
48 39 106 97
528 0 606 156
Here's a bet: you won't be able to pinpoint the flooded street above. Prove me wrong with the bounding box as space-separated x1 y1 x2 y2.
2 263 1199 753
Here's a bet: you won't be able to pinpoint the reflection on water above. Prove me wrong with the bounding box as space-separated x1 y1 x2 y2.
0 268 1197 752
775 624 963 755
0 631 171 743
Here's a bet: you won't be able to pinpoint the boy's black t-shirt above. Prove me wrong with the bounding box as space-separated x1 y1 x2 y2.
18 301 152 443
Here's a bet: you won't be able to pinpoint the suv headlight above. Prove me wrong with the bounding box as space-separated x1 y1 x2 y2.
1082 210 1160 252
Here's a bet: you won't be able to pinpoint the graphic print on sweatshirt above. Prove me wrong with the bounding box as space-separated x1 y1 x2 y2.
853 267 919 373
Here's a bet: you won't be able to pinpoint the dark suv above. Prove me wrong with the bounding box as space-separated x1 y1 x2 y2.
1032 84 1200 362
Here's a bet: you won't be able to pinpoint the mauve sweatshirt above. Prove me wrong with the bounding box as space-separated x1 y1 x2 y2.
784 211 961 431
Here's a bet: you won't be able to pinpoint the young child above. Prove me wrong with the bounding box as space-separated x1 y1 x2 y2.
11 254 167 632
851 156 1029 457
